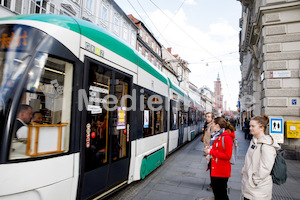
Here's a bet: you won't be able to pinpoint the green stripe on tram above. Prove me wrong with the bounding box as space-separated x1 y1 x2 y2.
168 78 185 97
140 148 165 179
0 14 168 85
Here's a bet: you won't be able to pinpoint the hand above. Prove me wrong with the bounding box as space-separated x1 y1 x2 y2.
204 146 211 155
206 155 210 161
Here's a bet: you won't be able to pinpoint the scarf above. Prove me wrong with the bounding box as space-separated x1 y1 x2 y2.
210 128 225 146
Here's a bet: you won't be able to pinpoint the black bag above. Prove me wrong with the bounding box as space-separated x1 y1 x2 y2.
271 151 287 185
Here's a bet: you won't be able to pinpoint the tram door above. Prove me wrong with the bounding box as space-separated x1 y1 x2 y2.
81 59 131 199
178 101 184 145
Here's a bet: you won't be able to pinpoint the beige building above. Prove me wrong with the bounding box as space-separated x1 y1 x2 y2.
238 0 300 153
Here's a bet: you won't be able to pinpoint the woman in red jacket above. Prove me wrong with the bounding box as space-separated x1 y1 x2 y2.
204 117 235 200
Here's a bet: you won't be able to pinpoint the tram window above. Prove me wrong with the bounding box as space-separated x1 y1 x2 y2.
84 63 131 171
111 73 130 162
188 108 195 125
182 111 188 127
170 100 178 130
85 64 111 171
9 53 73 160
142 92 164 137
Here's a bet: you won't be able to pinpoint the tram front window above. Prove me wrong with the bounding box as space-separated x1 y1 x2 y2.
9 53 73 160
0 51 31 112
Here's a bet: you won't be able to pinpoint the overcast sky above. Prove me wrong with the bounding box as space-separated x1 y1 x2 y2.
114 0 242 111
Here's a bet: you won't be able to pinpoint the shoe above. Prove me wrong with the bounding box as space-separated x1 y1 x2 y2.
206 186 212 191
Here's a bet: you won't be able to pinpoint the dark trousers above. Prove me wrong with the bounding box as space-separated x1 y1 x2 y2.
211 177 229 200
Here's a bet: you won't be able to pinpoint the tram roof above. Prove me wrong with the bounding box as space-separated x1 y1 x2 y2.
0 14 168 85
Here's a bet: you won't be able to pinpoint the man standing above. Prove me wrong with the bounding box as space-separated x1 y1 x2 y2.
15 104 32 139
202 112 215 192
203 112 214 153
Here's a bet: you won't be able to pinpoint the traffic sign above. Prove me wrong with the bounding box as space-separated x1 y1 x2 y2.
269 117 284 143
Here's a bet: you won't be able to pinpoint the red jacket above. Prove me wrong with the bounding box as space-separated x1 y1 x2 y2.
209 130 235 178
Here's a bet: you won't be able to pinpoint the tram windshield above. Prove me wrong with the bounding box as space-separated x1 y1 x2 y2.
0 24 46 131
0 24 74 160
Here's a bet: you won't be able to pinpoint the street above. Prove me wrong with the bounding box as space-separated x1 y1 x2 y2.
109 127 300 200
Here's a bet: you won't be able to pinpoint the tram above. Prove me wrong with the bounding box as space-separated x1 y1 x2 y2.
0 14 204 200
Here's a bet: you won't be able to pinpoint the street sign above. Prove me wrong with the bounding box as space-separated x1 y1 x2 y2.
270 71 291 78
269 117 284 143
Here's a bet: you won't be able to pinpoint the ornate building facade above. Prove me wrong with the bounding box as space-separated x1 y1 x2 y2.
238 0 300 151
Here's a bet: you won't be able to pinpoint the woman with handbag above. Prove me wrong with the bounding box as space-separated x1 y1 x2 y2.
241 115 280 200
204 117 235 200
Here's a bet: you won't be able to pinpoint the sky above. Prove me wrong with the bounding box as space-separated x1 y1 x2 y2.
114 0 242 111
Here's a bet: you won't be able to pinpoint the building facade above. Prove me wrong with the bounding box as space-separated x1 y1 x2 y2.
0 0 138 48
238 0 300 151
128 14 163 70
200 86 215 113
161 46 179 84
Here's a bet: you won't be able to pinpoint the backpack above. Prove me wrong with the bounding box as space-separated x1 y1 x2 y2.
261 144 287 185
221 136 238 165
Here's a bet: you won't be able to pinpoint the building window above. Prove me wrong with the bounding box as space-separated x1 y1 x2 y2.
30 0 47 14
15 0 22 14
146 35 148 44
49 3 55 14
131 31 135 47
144 51 148 59
101 5 108 24
123 23 128 41
86 0 92 11
138 45 142 54
1 0 11 8
151 41 154 49
139 28 143 37
151 56 154 64
114 16 120 35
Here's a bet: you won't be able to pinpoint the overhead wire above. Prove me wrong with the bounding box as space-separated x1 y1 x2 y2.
135 0 172 48
158 0 187 38
45 0 237 107
149 0 221 62
148 0 235 104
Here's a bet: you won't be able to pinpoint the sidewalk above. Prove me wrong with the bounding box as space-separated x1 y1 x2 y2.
109 127 300 200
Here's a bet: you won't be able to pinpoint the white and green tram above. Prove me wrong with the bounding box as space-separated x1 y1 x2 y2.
0 14 203 200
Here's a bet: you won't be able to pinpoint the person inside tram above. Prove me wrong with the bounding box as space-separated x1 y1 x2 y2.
95 115 107 162
31 111 43 124
14 104 33 139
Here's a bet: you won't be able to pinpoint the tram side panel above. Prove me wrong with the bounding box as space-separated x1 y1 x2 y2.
128 60 169 183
